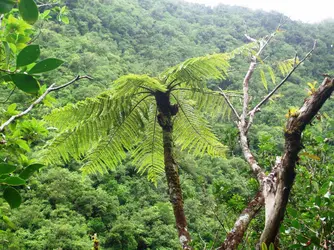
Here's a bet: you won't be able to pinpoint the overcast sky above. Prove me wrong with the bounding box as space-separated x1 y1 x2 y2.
184 0 333 23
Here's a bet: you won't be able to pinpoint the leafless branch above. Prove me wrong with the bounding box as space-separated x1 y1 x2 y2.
0 75 92 132
218 87 240 120
218 192 264 250
246 41 317 131
260 77 334 246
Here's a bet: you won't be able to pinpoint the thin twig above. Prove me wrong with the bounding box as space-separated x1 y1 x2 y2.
173 87 242 98
27 30 42 45
218 87 240 120
0 75 92 132
0 86 16 104
246 41 316 132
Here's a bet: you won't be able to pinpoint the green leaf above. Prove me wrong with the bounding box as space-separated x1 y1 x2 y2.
60 15 69 24
0 0 15 14
315 196 321 206
0 164 16 176
1 176 26 185
260 69 268 90
289 244 302 249
2 215 16 229
29 58 64 74
268 243 275 250
3 41 11 67
291 220 301 229
15 139 31 151
11 74 40 93
3 187 22 208
16 45 40 67
267 65 276 84
287 207 298 217
297 235 309 244
19 163 44 179
261 242 268 250
7 103 18 115
18 0 39 24
60 6 66 14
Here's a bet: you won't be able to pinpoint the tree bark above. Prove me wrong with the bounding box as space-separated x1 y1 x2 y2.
155 91 192 250
259 77 334 247
218 192 264 250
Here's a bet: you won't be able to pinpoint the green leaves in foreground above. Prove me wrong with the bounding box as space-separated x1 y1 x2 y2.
0 163 43 209
16 45 40 68
18 0 39 24
10 74 40 93
29 58 64 74
1 0 39 23
261 243 275 250
3 187 21 209
0 0 15 14
7 45 64 93
19 163 44 179
0 163 16 175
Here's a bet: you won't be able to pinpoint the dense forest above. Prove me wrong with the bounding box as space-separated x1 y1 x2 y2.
0 0 333 249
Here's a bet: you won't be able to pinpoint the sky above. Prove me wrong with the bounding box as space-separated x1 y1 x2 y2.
184 0 333 23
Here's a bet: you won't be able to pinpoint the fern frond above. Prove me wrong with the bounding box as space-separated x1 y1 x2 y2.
277 58 297 76
45 91 115 130
113 74 167 97
260 69 268 90
132 105 164 184
173 96 226 157
80 95 154 174
267 65 276 85
42 93 154 172
227 41 258 59
173 88 237 119
160 54 230 90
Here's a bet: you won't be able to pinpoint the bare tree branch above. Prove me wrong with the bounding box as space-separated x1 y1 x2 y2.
218 192 264 250
259 77 334 247
0 75 92 132
218 87 240 120
246 41 317 132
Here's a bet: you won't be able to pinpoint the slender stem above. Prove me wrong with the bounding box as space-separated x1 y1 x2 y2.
246 41 316 132
218 87 240 120
218 192 264 250
0 75 92 132
0 86 16 104
155 91 192 250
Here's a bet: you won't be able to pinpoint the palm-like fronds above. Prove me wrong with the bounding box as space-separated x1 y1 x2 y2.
81 95 153 174
173 95 226 157
132 105 164 183
42 50 239 182
43 92 154 173
113 74 167 96
159 54 230 90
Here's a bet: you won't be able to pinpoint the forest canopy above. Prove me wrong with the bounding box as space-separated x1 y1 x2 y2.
0 0 333 249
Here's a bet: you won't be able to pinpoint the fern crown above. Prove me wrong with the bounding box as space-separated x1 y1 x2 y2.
42 50 246 182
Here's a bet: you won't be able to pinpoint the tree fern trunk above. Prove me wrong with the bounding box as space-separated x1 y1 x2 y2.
155 91 192 250
162 128 192 250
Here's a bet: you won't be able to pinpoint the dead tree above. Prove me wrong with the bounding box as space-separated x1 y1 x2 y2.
218 27 333 249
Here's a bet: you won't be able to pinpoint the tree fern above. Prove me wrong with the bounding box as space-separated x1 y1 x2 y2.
42 50 240 181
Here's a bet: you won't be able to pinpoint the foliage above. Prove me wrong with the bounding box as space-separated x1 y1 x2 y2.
0 0 333 248
42 52 233 183
0 0 72 213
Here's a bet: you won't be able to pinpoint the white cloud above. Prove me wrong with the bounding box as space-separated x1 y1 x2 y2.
183 0 334 23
